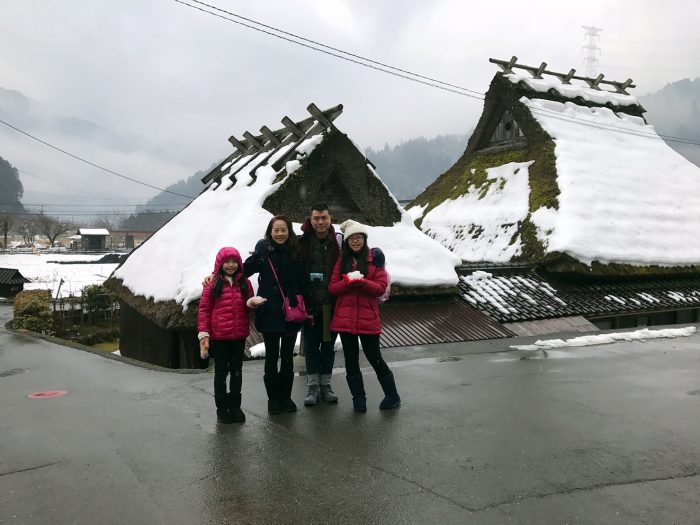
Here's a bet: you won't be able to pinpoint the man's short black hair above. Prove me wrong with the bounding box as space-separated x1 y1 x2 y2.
310 202 331 214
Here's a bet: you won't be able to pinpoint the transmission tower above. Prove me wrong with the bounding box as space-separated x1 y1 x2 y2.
582 26 603 77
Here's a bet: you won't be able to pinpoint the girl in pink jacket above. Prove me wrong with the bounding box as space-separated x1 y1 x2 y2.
198 247 253 424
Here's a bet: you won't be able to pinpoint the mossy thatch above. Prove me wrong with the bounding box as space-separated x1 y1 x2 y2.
410 73 699 277
104 277 198 330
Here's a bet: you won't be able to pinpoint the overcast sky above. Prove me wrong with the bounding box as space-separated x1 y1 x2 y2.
1 0 699 210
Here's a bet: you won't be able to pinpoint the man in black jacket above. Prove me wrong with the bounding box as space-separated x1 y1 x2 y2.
298 203 340 406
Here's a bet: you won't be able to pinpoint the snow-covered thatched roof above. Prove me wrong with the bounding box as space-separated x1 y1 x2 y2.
410 58 700 275
109 104 459 320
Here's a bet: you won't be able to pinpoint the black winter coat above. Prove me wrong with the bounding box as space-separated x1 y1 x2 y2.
243 239 308 335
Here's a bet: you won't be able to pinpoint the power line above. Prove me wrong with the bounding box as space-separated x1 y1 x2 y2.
172 0 483 101
0 117 197 199
173 0 700 148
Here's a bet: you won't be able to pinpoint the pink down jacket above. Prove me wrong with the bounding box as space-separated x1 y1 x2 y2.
197 247 253 341
328 250 388 335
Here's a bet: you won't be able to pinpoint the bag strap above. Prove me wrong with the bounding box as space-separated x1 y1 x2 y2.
267 258 288 302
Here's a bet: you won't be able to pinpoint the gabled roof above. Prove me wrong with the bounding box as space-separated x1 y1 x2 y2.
0 268 31 285
410 57 700 274
108 103 460 325
78 228 110 236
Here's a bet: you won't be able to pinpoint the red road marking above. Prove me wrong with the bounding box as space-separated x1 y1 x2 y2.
26 390 68 399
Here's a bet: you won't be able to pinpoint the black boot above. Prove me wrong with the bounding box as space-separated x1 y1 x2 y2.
279 374 297 413
215 395 234 424
227 393 245 423
264 375 284 415
346 374 367 413
378 371 401 410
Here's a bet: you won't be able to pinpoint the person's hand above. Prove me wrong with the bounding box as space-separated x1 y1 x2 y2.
246 296 266 309
202 274 215 287
349 278 365 288
287 294 298 307
199 337 209 359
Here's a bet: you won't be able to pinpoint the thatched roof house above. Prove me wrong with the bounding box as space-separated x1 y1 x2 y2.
106 104 487 368
409 58 700 335
409 57 700 276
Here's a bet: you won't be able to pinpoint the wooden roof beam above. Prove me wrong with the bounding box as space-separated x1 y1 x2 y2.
260 125 282 147
228 135 247 154
489 56 518 74
587 74 605 90
533 62 547 79
616 78 634 94
281 116 305 139
307 102 333 128
243 131 264 151
562 69 576 84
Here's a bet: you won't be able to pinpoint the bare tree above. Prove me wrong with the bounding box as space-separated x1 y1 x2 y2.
36 214 72 247
16 214 40 247
0 212 16 249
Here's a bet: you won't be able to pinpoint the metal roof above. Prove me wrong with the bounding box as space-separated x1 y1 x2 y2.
459 268 700 323
0 268 31 285
243 296 514 355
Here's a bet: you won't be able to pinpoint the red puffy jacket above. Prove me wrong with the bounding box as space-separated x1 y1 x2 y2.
197 247 253 341
328 250 388 335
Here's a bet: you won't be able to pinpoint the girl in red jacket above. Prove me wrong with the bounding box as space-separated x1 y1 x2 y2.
329 220 401 412
198 247 254 424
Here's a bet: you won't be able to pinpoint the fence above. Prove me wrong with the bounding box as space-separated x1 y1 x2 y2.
52 293 120 335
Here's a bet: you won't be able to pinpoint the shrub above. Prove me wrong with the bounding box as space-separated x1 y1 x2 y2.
13 289 54 334
82 284 112 313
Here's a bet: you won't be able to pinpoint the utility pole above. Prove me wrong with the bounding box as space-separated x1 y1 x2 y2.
582 26 603 77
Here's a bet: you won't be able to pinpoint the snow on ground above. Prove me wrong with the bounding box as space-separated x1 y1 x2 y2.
0 253 118 298
511 326 697 351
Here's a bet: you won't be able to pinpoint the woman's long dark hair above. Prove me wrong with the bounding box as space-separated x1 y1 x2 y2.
211 265 248 299
265 215 299 259
340 238 368 276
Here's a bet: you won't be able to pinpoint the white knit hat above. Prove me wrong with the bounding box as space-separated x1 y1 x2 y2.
340 219 368 239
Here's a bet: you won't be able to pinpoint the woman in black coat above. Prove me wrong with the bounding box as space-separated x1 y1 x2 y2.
244 215 308 415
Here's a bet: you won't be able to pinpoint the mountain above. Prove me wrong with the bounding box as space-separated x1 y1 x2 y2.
640 78 700 167
366 134 468 200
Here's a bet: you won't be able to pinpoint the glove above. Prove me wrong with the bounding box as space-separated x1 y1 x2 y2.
287 294 298 307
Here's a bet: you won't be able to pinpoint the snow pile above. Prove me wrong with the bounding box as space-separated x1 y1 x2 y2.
505 72 638 107
419 161 533 261
525 97 700 266
114 130 459 308
512 326 697 351
0 253 118 298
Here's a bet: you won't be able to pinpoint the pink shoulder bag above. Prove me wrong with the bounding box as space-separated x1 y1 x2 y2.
268 259 307 323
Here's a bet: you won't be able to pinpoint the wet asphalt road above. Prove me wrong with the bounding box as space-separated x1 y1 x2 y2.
1 303 699 524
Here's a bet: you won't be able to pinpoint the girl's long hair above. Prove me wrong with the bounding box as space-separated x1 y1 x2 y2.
340 237 368 276
265 215 299 259
211 264 248 300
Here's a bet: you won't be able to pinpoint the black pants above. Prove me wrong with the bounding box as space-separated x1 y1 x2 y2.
339 333 390 378
210 339 245 398
263 333 296 377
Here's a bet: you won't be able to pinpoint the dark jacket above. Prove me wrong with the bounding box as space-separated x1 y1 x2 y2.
298 218 341 313
244 239 308 335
